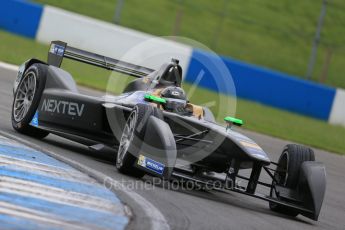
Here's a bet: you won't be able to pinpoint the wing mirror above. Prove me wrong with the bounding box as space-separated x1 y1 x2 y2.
224 116 243 130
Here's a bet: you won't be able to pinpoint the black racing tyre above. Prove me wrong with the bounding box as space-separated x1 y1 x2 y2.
269 144 315 216
11 64 49 139
116 104 162 178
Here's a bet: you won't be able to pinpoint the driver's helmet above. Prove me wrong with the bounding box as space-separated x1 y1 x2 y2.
160 86 190 114
160 86 186 101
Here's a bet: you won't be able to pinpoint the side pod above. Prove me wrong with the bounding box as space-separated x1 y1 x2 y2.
298 162 326 220
138 116 177 180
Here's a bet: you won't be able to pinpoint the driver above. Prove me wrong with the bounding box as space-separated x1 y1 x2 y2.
160 86 190 114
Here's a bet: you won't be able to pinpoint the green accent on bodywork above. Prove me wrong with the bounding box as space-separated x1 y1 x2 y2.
224 116 244 126
144 94 166 104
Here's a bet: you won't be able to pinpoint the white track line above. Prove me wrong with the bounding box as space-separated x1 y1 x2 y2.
0 155 92 182
0 201 98 230
0 176 123 214
0 151 70 171
0 61 18 72
0 154 74 172
0 131 170 230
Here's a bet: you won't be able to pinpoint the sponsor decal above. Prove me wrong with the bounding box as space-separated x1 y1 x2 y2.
252 153 270 160
171 91 180 96
239 140 262 150
16 63 25 83
138 155 145 166
41 99 84 117
239 140 269 159
50 44 65 56
30 111 39 127
137 154 165 175
14 63 26 93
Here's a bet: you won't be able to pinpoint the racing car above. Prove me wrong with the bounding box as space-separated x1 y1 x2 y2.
11 41 326 221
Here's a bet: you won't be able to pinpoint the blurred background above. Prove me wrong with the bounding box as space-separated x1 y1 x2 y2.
0 0 344 154
34 0 345 88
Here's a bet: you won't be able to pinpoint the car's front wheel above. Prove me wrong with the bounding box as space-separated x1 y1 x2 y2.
116 104 162 178
269 144 315 216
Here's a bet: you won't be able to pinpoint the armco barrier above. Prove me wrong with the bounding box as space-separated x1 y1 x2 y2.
185 49 336 120
1 0 344 126
0 0 43 38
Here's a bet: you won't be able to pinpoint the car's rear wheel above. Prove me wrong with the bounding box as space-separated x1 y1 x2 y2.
11 64 49 139
269 144 315 216
116 104 162 178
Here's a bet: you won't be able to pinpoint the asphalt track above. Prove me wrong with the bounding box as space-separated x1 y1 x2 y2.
0 65 344 230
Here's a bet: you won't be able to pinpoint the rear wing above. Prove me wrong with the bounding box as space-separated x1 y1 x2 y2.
47 41 155 78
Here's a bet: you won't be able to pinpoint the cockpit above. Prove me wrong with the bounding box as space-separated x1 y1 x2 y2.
122 59 211 120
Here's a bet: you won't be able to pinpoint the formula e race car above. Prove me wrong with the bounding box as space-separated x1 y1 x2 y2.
11 41 326 221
